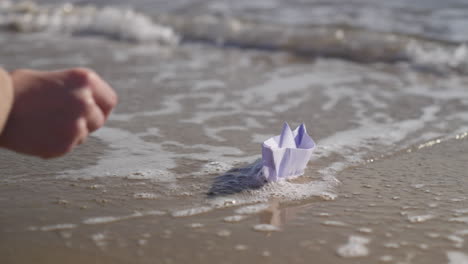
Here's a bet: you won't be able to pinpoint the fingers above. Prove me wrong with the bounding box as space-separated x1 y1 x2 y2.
40 117 89 159
85 100 106 132
73 117 89 147
67 68 118 119
70 86 106 133
89 73 117 119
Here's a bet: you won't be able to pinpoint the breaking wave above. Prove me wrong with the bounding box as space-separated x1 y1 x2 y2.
1 1 468 72
0 1 178 44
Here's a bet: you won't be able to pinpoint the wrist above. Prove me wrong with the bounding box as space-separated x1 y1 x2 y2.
0 68 14 136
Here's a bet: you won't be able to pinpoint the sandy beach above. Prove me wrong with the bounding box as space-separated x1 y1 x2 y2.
1 134 466 264
1 1 468 263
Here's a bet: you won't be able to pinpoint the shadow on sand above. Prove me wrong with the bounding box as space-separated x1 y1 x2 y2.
207 159 267 196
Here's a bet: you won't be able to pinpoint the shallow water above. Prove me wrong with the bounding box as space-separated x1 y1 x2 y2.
0 0 468 263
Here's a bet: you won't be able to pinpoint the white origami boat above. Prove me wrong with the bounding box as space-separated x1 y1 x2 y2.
261 123 316 181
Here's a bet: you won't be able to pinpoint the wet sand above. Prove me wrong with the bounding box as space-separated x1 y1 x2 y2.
1 135 466 264
1 3 468 261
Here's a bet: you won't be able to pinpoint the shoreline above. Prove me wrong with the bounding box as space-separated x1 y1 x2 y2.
1 136 466 263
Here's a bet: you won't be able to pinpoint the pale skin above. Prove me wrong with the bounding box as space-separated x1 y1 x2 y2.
0 67 117 158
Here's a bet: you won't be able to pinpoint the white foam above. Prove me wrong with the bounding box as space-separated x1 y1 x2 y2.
234 244 248 251
84 216 120 225
133 192 159 200
91 232 108 248
61 127 177 181
29 223 77 232
455 230 468 236
447 251 468 264
234 203 269 215
260 176 337 200
192 79 226 91
83 210 166 224
322 220 348 227
357 227 373 233
42 223 77 231
380 255 394 262
126 170 170 180
217 229 232 237
426 233 440 238
187 223 204 228
317 212 331 217
253 224 280 232
41 43 468 217
0 1 179 43
171 206 213 217
384 242 400 249
447 235 465 248
223 215 247 222
336 236 370 258
450 217 468 224
406 43 468 72
454 208 468 215
61 126 248 182
201 161 234 174
407 214 435 223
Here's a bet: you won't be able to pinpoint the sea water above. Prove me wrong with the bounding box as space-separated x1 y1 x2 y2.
0 1 467 263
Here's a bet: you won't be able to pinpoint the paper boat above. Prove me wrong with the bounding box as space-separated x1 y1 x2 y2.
260 123 316 181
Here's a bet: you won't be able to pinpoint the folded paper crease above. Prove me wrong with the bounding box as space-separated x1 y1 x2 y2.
260 123 316 181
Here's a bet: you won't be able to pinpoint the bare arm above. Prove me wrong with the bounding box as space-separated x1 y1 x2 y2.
0 68 13 134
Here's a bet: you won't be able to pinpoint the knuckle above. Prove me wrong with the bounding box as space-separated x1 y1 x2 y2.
98 92 118 117
70 117 88 138
88 115 105 132
70 90 93 115
68 67 97 85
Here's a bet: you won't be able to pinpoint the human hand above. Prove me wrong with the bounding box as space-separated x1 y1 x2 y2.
0 68 118 158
